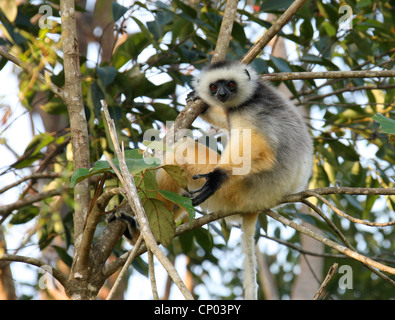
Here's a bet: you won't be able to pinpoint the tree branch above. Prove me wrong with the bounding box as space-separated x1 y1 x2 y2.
106 236 143 300
0 173 62 195
262 70 395 82
298 84 395 104
164 0 239 148
60 0 91 283
77 187 124 271
101 100 194 300
313 263 338 300
241 0 308 64
0 254 67 287
0 189 63 224
0 48 64 100
212 0 239 62
104 187 395 281
282 187 395 203
265 209 395 275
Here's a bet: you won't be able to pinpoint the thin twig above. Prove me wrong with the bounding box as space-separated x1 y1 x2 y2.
164 0 239 148
0 189 62 224
106 236 143 300
302 199 395 286
265 209 395 275
148 249 160 300
241 0 308 64
0 48 64 100
313 263 338 300
0 254 67 287
0 172 62 194
311 192 395 227
101 100 194 300
262 70 395 82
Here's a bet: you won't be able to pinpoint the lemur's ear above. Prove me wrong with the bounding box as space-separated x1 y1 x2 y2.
244 69 251 80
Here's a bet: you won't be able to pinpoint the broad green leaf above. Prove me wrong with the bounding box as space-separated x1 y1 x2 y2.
194 227 213 251
97 66 117 86
52 245 73 267
10 205 40 225
161 165 188 191
144 198 175 247
328 140 359 162
112 2 128 22
373 114 395 135
178 232 194 254
158 189 195 221
70 168 92 187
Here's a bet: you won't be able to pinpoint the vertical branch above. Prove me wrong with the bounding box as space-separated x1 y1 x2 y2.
212 0 239 63
101 100 194 300
165 0 239 147
60 0 91 275
148 249 159 300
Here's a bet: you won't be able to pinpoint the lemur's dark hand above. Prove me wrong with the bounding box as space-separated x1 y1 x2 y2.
186 90 200 103
190 168 228 206
107 209 140 244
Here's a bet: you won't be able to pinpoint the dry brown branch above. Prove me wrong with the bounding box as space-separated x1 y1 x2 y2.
0 48 64 99
262 70 395 82
148 249 160 300
0 172 62 195
302 199 395 286
283 187 395 202
0 189 62 224
313 263 338 300
164 0 239 147
106 235 143 300
0 254 67 287
241 0 308 64
265 209 395 275
312 192 395 227
101 100 194 300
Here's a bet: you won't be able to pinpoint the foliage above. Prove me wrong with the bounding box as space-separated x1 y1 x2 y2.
0 0 394 299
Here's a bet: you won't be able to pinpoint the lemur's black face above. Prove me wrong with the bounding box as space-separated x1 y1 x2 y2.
209 79 237 103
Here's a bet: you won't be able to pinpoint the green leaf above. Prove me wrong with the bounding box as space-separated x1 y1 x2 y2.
10 205 40 225
52 245 73 268
178 232 194 254
96 66 117 86
70 168 92 187
158 189 195 221
136 170 158 199
112 2 128 22
300 54 338 69
259 0 294 11
373 114 395 135
327 140 359 162
161 165 188 191
144 198 175 247
194 227 213 251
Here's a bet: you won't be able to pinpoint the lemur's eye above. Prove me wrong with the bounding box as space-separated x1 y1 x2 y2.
209 84 217 91
228 81 235 88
